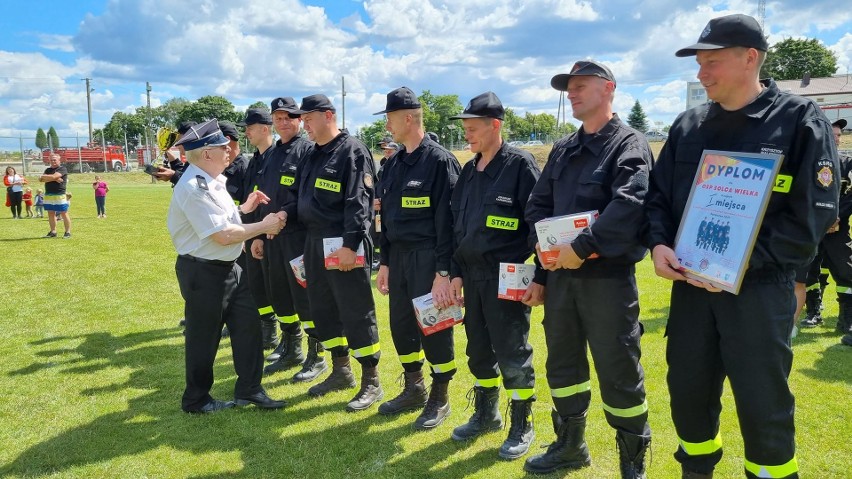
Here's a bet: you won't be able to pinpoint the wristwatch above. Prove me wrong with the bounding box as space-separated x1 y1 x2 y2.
437 270 449 278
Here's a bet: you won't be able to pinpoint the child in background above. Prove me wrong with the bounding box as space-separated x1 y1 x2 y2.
92 175 109 218
35 189 44 217
22 187 33 217
65 192 72 208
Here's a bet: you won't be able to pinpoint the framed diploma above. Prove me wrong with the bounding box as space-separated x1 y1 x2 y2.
673 150 783 294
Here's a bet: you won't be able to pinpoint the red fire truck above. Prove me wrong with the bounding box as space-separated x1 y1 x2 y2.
42 145 127 173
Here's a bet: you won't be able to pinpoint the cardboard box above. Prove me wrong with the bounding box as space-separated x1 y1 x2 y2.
323 237 366 270
412 292 464 336
535 210 599 264
498 263 536 301
289 255 307 288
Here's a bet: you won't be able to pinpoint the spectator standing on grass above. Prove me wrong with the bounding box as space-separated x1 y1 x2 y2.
22 187 33 218
39 154 71 239
93 175 109 218
34 189 44 218
645 14 838 478
167 118 286 414
5 166 25 219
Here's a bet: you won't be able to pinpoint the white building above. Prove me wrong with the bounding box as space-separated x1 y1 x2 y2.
686 75 852 127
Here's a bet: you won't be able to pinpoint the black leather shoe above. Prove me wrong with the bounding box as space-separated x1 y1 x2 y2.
185 399 235 414
234 391 286 409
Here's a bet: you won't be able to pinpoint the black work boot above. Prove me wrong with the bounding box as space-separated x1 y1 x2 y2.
308 355 355 397
800 288 823 327
293 337 328 382
499 399 535 460
524 410 592 474
451 387 503 441
836 296 852 333
266 330 289 362
616 431 651 479
346 365 384 411
682 467 713 478
378 370 427 415
261 318 279 350
414 380 451 430
264 330 305 375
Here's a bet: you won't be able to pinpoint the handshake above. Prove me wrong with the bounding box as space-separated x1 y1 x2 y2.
261 211 287 237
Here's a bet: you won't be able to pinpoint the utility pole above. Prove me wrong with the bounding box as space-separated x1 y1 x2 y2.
145 81 152 164
341 76 346 130
83 78 93 144
758 0 766 29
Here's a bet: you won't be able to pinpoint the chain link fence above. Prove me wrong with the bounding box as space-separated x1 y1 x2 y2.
0 135 141 176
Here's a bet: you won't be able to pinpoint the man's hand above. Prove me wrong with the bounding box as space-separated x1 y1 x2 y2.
651 245 688 281
242 190 272 214
260 212 285 236
450 277 464 307
376 265 390 295
373 198 381 211
521 282 545 307
827 218 840 234
555 244 584 270
332 247 358 272
250 239 264 259
266 212 287 239
432 274 453 309
154 167 175 182
685 277 724 293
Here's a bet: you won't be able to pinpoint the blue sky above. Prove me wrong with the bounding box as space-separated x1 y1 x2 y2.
1 0 851 150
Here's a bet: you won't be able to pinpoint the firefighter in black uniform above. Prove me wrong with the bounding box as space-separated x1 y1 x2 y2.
238 108 280 350
372 87 461 429
294 94 384 412
645 15 839 479
799 119 852 335
448 92 541 460
167 119 286 413
524 61 652 478
251 97 328 381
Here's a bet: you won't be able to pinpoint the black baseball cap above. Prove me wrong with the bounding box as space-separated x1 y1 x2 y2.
833 119 847 129
218 121 240 142
551 60 616 91
381 142 399 150
177 121 197 135
271 97 300 114
292 94 336 114
238 108 273 126
450 92 504 121
174 119 229 151
676 14 769 57
374 86 422 114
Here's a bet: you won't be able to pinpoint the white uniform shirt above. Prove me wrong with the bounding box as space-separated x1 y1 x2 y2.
167 163 243 261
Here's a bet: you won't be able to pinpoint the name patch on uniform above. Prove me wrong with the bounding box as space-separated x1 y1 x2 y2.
280 175 295 186
816 160 834 188
772 174 793 193
402 197 430 208
324 167 337 175
495 195 513 206
406 180 423 188
316 178 341 192
815 201 836 210
486 215 519 230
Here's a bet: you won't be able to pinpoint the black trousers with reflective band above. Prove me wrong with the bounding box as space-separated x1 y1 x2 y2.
175 256 264 411
303 235 380 367
388 248 454 382
806 228 852 293
260 229 314 336
543 271 649 435
243 242 275 322
667 273 796 475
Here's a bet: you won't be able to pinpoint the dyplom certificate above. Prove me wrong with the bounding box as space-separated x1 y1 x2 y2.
673 150 783 294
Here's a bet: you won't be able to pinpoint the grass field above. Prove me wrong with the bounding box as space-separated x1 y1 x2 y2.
0 170 849 478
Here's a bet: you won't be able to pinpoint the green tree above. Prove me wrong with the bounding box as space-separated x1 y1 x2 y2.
177 95 241 125
761 38 838 81
47 126 60 148
247 101 268 112
503 108 530 141
627 101 649 133
419 90 463 141
99 111 147 150
357 119 388 150
157 98 190 128
35 128 48 150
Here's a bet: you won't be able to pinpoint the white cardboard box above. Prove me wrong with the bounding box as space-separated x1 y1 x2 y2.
289 255 307 288
411 292 464 336
535 210 599 264
323 237 366 270
498 263 536 301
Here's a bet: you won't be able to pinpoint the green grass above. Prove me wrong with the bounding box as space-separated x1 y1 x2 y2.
0 172 849 478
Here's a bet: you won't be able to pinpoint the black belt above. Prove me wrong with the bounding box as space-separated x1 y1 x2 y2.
178 255 234 267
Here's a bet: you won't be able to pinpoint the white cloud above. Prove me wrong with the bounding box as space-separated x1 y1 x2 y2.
37 34 74 52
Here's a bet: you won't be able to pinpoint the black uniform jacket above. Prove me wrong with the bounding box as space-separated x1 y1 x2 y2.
223 152 249 204
255 136 313 233
450 142 541 281
377 136 461 272
646 80 840 272
838 154 852 226
525 114 652 277
297 131 375 251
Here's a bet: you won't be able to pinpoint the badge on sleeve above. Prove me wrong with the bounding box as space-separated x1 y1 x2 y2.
816 160 834 189
196 175 209 191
